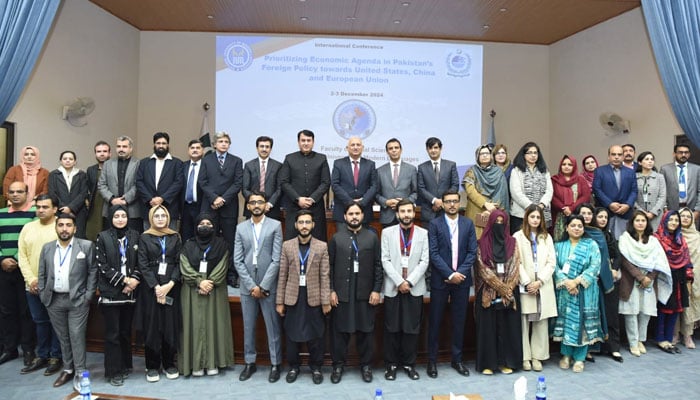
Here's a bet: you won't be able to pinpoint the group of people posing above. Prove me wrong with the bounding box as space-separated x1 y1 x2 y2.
0 131 697 391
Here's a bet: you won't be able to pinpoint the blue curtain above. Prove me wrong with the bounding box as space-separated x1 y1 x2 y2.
641 0 700 146
0 0 61 122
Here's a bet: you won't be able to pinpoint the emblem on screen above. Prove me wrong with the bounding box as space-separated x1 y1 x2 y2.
333 100 376 139
223 41 254 71
446 49 471 77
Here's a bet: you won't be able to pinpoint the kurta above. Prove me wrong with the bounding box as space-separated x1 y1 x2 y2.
553 238 603 347
179 240 234 375
462 166 509 239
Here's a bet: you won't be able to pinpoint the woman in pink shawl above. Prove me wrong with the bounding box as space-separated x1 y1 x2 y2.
551 155 591 241
581 155 598 192
3 145 49 203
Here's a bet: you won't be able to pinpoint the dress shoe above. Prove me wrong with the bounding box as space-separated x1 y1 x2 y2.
658 341 674 354
403 365 419 380
21 357 47 374
585 353 595 363
671 345 682 354
109 375 124 386
23 351 35 367
610 352 624 363
286 367 299 383
53 370 75 387
451 361 470 376
629 346 641 357
239 363 257 381
481 368 493 375
426 362 438 378
268 365 281 383
499 366 513 374
330 367 343 384
522 360 531 371
532 359 543 372
384 365 397 381
311 369 323 384
44 358 63 376
638 342 647 354
0 351 18 365
361 366 373 383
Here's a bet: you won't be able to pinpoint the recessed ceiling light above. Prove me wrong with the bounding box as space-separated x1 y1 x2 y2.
500 8 507 12
206 15 214 19
394 20 401 24
482 25 490 29
346 16 356 21
402 2 410 6
300 16 308 21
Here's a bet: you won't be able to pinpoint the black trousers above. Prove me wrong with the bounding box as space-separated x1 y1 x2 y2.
286 336 324 370
601 283 622 353
0 269 35 353
384 331 418 367
332 330 374 367
145 339 176 370
179 201 201 242
100 303 135 378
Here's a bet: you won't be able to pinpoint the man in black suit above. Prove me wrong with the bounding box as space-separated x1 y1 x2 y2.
330 136 377 225
136 132 183 230
198 131 243 286
85 141 111 240
417 137 459 222
278 130 330 240
242 136 282 220
180 139 204 241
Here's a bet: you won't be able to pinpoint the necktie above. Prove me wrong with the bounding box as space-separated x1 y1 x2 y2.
218 155 225 168
260 160 266 192
185 162 196 203
450 221 458 271
353 160 359 187
434 161 440 181
680 164 687 199
392 163 399 187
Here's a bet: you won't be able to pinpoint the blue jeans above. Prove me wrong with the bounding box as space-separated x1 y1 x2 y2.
26 293 61 359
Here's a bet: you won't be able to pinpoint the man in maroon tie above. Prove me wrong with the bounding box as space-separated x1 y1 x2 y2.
242 136 283 221
330 136 378 226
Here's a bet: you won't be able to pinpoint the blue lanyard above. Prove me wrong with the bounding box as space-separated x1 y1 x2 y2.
202 245 211 261
351 238 359 259
159 237 167 263
58 244 72 267
299 247 310 275
400 226 413 256
530 232 538 272
119 237 128 264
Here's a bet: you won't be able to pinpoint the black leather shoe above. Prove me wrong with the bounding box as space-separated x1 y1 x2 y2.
0 351 18 365
610 352 624 363
21 357 47 374
286 367 299 383
44 358 63 376
311 369 323 384
585 354 595 363
268 365 281 383
53 371 75 387
672 345 682 354
403 365 420 380
361 366 373 383
451 361 470 376
23 351 35 367
384 365 397 381
239 363 257 381
330 367 343 384
427 362 438 378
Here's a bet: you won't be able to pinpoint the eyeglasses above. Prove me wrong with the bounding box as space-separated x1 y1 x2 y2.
443 199 460 205
478 152 491 156
495 151 506 155
248 200 266 205
525 151 539 156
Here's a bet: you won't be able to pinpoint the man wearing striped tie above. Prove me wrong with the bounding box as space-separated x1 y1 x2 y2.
242 136 283 221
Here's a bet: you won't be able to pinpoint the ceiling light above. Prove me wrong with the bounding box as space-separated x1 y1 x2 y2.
346 16 356 21
206 15 214 19
482 25 490 29
394 20 401 24
500 8 507 12
300 16 308 21
402 2 410 6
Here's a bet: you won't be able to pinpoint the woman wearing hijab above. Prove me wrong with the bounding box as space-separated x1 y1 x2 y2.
677 207 700 348
514 205 556 372
179 213 234 377
96 205 141 386
551 155 591 241
618 210 672 356
634 151 666 230
463 144 509 239
509 142 553 234
3 145 49 203
134 205 182 382
553 214 603 373
48 150 89 238
654 210 694 353
474 209 522 375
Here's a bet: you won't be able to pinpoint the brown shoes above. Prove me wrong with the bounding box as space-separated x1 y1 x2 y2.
53 370 75 387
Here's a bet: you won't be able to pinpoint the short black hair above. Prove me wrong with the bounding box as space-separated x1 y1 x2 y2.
295 209 314 222
35 194 58 207
622 143 636 151
55 212 76 223
344 202 363 214
396 198 415 211
297 130 314 141
247 190 267 203
385 138 402 151
153 132 170 143
674 144 691 153
94 140 110 151
256 136 274 147
188 139 202 147
425 137 442 149
441 189 460 201
59 150 76 161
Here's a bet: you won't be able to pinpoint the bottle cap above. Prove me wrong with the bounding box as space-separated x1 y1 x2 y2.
376 389 382 395
538 375 545 382
82 371 90 378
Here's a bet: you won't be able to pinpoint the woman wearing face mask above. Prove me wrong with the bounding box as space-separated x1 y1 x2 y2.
134 205 182 383
634 151 666 230
47 150 89 238
96 205 141 386
3 145 49 204
474 209 522 375
677 207 700 348
179 213 233 377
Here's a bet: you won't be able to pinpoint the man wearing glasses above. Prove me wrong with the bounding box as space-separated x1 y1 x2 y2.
660 144 700 224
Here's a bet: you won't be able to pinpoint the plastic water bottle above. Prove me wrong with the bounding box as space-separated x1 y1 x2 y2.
535 375 546 400
374 388 383 400
79 370 92 400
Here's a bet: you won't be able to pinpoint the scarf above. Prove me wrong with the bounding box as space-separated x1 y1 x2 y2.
584 226 614 292
552 155 588 207
655 210 691 270
581 154 598 191
465 146 509 212
479 209 515 266
143 205 178 237
182 213 228 272
521 166 551 224
19 145 42 201
108 204 129 238
618 231 673 304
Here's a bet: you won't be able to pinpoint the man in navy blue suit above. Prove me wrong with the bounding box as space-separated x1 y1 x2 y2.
417 137 460 222
330 137 378 225
593 144 638 238
426 189 477 378
135 132 183 230
180 139 204 241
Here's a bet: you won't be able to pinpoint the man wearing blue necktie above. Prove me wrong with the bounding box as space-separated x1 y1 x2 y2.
661 144 700 225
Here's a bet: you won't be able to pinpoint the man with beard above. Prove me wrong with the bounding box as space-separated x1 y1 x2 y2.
86 141 111 240
98 136 142 231
38 213 97 389
136 132 183 230
381 198 429 381
180 139 204 241
328 203 383 384
621 143 638 170
234 191 283 382
661 144 700 224
276 210 331 385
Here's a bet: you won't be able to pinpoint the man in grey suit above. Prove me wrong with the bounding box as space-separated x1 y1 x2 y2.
242 136 283 220
98 136 141 232
234 191 284 383
376 138 418 226
38 213 97 389
417 137 460 222
331 136 378 224
660 144 700 222
381 199 429 381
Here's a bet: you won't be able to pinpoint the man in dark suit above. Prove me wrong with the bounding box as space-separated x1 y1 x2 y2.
330 136 378 225
278 130 330 240
85 141 111 240
417 137 460 222
198 131 243 286
242 136 282 220
136 132 183 230
180 139 204 241
660 144 700 223
38 213 97 389
97 136 141 232
426 189 477 378
593 145 638 238
375 138 418 226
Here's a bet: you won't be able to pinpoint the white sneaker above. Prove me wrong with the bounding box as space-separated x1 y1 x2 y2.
206 368 219 376
192 370 204 377
146 369 160 382
165 367 179 380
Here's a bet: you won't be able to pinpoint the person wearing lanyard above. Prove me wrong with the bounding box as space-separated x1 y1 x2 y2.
234 192 283 382
96 205 141 386
134 205 181 383
180 213 233 377
276 210 331 385
380 199 429 380
38 212 97 390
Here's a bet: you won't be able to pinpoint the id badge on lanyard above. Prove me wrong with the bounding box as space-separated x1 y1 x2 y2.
199 245 211 274
158 237 168 275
